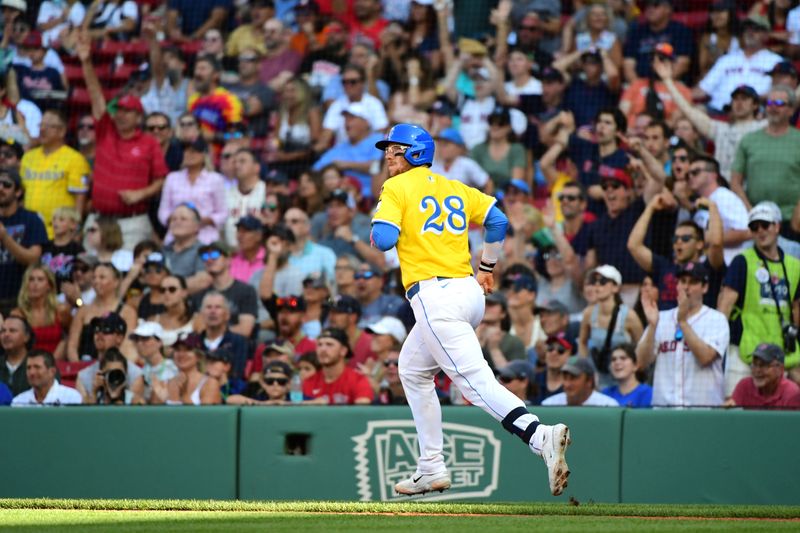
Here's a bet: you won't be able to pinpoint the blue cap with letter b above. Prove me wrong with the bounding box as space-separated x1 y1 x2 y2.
375 123 435 167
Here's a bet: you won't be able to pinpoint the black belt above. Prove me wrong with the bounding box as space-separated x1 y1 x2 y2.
406 277 451 300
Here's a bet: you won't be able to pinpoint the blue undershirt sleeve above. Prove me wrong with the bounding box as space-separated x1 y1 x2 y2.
371 222 399 251
484 205 508 243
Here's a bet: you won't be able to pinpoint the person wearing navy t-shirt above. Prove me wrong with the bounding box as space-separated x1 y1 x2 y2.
602 344 652 408
558 48 618 130
557 107 629 216
628 193 726 310
0 168 47 313
623 0 693 83
13 31 65 111
585 164 665 308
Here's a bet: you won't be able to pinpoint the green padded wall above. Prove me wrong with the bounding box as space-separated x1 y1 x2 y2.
621 410 800 504
238 406 624 502
0 406 239 499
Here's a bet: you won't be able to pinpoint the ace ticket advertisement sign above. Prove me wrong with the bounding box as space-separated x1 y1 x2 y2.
352 420 502 502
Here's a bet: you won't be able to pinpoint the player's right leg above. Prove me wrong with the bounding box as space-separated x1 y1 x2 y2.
395 323 451 496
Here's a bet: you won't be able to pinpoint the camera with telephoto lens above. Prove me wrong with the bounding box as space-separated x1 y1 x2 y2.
105 368 127 389
783 324 798 353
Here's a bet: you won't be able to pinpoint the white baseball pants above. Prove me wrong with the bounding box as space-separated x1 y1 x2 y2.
399 276 539 475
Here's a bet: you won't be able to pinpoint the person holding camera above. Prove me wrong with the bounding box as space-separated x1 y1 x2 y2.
637 262 729 407
577 265 642 389
718 202 800 398
92 347 131 405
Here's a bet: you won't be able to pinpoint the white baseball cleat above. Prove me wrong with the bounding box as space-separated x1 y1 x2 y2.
395 471 451 496
537 423 572 496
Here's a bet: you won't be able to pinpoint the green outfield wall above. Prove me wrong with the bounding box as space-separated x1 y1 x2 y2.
1 406 797 504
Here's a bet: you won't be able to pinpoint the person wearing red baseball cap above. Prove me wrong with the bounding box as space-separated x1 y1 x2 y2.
76 29 168 251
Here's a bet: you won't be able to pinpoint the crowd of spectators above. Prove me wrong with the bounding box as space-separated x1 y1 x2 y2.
1 0 800 410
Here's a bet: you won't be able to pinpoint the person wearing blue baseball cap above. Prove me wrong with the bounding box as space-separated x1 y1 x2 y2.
429 128 490 191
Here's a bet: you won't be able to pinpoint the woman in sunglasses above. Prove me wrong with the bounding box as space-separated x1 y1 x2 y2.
227 361 294 406
143 274 197 349
66 262 137 361
577 264 643 388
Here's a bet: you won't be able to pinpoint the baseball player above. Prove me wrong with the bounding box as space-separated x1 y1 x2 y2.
370 123 571 497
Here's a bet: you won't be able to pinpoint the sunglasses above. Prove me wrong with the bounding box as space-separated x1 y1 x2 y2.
179 121 197 128
601 181 623 191
263 202 278 211
146 124 169 132
78 123 94 130
264 377 289 386
546 344 567 354
589 276 612 286
302 279 323 288
766 99 787 108
384 359 399 367
144 264 164 274
385 148 407 158
557 193 582 202
158 286 180 294
672 234 695 244
355 271 377 281
0 150 16 158
542 251 561 261
200 250 222 262
276 296 302 309
672 154 689 162
499 375 522 384
342 78 363 86
239 55 259 62
687 168 709 178
0 179 14 190
94 325 118 334
748 220 773 232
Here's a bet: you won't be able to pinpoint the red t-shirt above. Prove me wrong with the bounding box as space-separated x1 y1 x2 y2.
344 15 389 50
92 114 168 216
732 377 800 409
347 330 375 369
302 366 374 404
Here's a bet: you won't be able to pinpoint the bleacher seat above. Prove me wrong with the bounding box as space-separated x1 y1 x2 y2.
56 360 93 389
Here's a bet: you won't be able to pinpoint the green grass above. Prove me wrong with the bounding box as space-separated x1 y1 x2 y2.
0 500 797 532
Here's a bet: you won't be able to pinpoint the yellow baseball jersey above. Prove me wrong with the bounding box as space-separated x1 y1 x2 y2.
21 145 90 238
373 166 496 290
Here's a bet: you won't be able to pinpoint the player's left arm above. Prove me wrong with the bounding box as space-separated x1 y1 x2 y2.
477 203 508 294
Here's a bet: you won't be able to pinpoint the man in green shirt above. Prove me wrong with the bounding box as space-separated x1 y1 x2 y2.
731 84 800 226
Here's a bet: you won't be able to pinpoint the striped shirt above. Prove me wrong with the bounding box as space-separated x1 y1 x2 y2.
158 168 227 245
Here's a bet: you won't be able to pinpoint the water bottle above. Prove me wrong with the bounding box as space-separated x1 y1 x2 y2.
290 374 303 403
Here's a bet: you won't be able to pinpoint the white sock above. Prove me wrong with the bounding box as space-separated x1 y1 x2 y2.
529 423 548 455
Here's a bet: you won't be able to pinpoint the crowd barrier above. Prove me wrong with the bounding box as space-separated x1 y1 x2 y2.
1 406 797 504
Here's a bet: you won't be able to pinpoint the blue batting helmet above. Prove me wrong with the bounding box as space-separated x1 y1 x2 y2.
375 123 435 167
